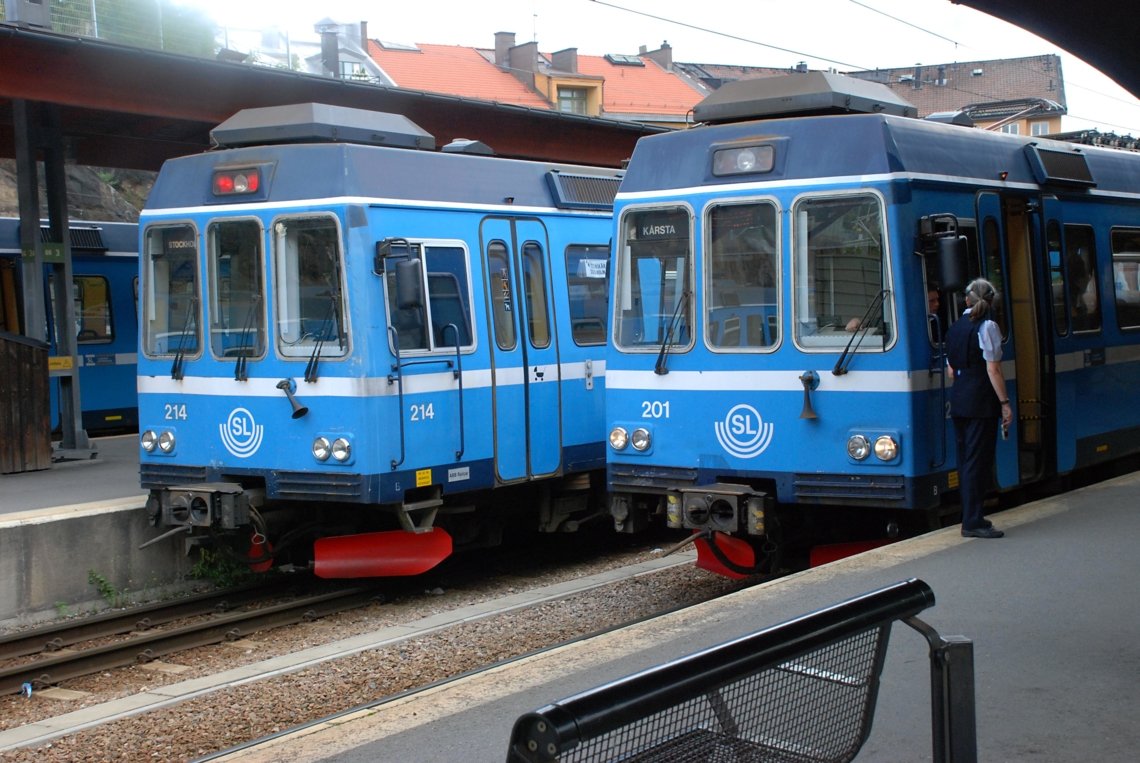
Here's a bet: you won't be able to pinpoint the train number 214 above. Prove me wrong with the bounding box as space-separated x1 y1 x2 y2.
410 403 435 421
641 400 670 418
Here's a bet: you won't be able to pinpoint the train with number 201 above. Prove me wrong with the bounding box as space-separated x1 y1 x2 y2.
137 103 620 576
603 83 1140 577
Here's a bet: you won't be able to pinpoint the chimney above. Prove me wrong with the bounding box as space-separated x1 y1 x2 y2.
320 28 340 77
495 31 516 66
913 65 922 89
639 45 647 54
359 21 368 48
643 40 672 70
508 40 538 86
552 48 578 74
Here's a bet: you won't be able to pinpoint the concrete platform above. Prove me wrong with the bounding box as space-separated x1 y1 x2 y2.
0 434 193 626
216 471 1140 762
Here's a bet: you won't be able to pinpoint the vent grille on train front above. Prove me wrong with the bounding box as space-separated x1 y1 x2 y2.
546 171 622 210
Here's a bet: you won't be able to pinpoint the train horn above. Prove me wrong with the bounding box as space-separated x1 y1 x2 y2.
798 370 820 420
276 378 309 419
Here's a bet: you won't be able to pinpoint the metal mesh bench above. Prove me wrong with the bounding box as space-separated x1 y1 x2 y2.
508 578 975 763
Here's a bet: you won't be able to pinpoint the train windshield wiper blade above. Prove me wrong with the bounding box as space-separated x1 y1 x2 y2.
304 291 341 383
233 294 261 381
654 290 690 376
170 297 198 380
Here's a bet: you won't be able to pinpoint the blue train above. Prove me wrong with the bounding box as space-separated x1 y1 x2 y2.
604 107 1140 576
137 104 620 577
0 217 138 435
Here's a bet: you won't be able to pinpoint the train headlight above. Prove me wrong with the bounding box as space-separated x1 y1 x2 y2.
846 434 871 461
157 431 176 453
874 435 900 461
609 427 629 451
630 427 651 451
331 437 352 462
141 430 158 453
712 145 775 176
312 436 331 462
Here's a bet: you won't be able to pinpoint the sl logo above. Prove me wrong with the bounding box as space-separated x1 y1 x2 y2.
220 407 264 458
714 403 774 459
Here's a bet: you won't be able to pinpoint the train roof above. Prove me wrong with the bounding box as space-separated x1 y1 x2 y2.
617 113 1140 197
146 104 623 214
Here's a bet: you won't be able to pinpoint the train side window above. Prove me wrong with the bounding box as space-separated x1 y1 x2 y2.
487 241 517 350
706 201 778 350
142 224 200 357
565 244 609 346
793 194 892 350
51 274 113 344
981 217 1009 339
521 242 551 348
424 245 473 349
1065 225 1100 333
273 216 348 359
207 219 265 359
1110 228 1140 329
1047 221 1068 337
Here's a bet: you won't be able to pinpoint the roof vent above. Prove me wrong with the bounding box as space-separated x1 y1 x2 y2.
546 170 623 210
693 72 917 124
441 138 495 155
210 103 435 150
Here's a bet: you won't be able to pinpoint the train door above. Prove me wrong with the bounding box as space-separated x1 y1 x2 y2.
480 217 562 483
977 192 1048 486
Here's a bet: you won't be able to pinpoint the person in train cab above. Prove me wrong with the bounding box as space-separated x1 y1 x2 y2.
945 278 1012 539
927 285 942 343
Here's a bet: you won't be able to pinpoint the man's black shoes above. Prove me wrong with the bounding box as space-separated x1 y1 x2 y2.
962 526 1005 539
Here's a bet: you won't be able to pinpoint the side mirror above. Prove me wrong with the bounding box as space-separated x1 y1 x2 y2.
935 235 968 292
395 258 424 310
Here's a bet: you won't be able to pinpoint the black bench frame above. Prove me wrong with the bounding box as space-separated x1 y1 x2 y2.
508 578 975 763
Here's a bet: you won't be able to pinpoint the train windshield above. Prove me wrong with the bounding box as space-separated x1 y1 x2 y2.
614 207 692 351
207 219 265 360
793 194 893 349
706 201 780 350
142 224 200 357
273 215 348 359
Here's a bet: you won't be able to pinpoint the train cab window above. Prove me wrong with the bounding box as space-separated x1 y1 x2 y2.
614 206 692 351
273 216 347 359
980 217 1009 339
792 194 892 350
521 242 551 348
706 201 779 350
565 244 609 346
1110 228 1140 329
1065 225 1100 333
207 219 265 359
383 242 475 353
142 224 201 357
487 241 517 350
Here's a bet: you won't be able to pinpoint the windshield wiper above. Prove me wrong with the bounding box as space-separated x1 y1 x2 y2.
304 290 342 383
170 297 198 380
833 289 890 376
654 290 690 376
233 294 262 382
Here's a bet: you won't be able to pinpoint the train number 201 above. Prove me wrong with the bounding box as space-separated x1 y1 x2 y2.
410 403 435 421
164 403 188 420
641 400 670 419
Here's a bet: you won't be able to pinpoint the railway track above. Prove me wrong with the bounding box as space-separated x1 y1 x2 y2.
0 585 382 696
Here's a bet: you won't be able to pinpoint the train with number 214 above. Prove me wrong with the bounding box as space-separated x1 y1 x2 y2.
603 79 1140 577
137 103 620 577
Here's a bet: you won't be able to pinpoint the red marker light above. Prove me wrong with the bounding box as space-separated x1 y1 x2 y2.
212 168 261 195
